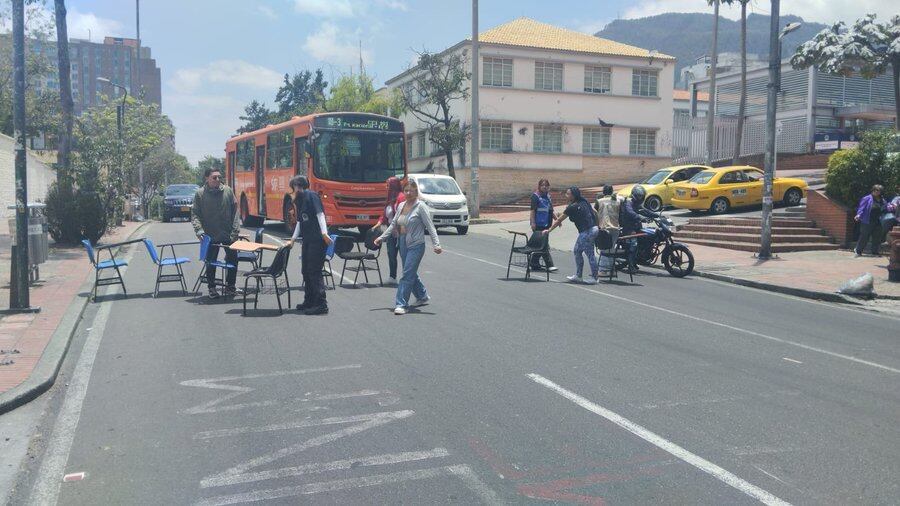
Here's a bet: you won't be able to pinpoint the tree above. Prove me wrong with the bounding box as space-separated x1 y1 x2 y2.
731 0 749 164
273 69 327 121
54 0 74 185
792 14 900 129
705 0 720 164
399 50 470 179
197 155 224 179
237 99 273 134
324 73 403 117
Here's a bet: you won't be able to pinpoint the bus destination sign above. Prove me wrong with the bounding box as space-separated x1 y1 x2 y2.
316 115 401 132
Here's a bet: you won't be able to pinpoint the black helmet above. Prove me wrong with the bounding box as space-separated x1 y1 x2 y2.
631 185 646 205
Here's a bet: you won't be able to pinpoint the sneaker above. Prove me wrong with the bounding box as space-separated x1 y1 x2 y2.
394 306 407 315
412 295 430 307
208 287 220 299
547 266 559 272
566 274 582 283
224 286 243 297
304 304 329 315
583 277 598 285
387 277 397 284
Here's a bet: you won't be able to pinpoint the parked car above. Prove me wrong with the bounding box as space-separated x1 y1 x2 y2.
617 165 711 212
407 174 470 235
162 184 199 222
670 166 807 215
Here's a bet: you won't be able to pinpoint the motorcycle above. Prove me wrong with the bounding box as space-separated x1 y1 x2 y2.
634 213 695 277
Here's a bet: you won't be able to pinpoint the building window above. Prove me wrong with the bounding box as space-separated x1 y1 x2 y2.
416 132 426 158
480 122 512 151
582 127 610 154
535 62 563 91
584 66 611 94
483 57 512 87
534 125 563 153
632 70 658 97
629 128 656 155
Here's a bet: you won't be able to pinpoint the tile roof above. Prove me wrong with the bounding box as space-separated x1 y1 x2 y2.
477 18 675 61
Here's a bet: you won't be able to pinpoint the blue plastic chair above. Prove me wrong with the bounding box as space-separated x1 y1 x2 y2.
191 235 237 293
237 227 265 269
143 238 191 297
82 239 129 302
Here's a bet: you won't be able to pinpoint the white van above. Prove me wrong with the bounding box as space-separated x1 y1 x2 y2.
407 174 470 235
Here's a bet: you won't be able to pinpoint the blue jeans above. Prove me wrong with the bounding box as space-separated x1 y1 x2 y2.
574 226 599 278
396 238 427 308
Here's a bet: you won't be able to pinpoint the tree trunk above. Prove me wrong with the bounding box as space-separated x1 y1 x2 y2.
893 58 899 131
706 0 720 164
54 0 74 187
732 1 747 164
444 149 456 179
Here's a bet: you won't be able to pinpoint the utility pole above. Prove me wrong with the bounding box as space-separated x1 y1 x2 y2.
705 0 719 164
7 0 36 313
469 0 480 218
759 0 780 259
135 0 140 97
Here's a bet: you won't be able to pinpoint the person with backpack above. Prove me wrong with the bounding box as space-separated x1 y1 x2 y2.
529 178 558 272
287 176 333 315
374 176 406 284
542 187 599 284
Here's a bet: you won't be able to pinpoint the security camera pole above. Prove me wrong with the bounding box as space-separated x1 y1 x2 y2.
469 0 480 218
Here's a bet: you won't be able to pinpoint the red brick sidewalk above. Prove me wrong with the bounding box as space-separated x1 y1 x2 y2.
0 221 145 395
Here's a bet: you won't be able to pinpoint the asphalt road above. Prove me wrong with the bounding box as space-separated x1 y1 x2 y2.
4 220 899 505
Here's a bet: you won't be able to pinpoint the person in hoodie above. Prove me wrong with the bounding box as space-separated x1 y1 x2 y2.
542 187 599 284
191 167 241 299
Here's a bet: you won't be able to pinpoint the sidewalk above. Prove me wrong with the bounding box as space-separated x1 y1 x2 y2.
471 218 900 306
0 221 146 406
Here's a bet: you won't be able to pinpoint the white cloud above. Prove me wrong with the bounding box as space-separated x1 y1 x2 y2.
621 0 897 24
66 8 125 40
257 5 278 20
166 93 247 165
302 23 372 68
294 0 354 18
374 0 408 11
169 60 283 94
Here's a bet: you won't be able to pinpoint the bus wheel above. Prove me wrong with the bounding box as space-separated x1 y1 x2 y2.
283 199 296 235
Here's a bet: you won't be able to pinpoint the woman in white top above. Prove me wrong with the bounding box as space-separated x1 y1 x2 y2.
375 181 442 315
374 176 404 284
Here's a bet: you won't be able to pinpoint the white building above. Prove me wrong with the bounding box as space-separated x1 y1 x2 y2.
385 18 677 205
0 133 55 221
672 89 708 159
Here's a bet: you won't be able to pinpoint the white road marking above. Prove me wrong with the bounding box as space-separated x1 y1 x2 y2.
28 247 138 506
782 357 803 364
194 410 414 440
196 465 503 506
528 373 791 506
202 448 450 488
201 410 414 488
445 249 900 375
179 365 362 414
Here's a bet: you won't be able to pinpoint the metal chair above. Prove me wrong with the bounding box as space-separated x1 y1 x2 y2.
301 234 339 290
505 230 550 281
142 238 191 297
82 239 129 302
337 231 383 287
237 227 265 269
596 230 635 283
191 235 237 293
242 244 292 315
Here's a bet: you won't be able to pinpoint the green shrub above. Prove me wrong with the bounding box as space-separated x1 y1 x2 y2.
76 191 106 244
825 130 900 208
44 182 80 244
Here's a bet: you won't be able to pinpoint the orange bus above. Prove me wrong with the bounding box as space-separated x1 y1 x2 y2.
225 112 407 233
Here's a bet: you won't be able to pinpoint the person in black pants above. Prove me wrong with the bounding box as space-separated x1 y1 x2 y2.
287 176 333 315
529 178 558 272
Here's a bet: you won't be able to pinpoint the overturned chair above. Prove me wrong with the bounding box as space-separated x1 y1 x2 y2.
505 230 550 281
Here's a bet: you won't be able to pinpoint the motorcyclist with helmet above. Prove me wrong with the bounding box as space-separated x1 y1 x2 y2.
620 185 659 273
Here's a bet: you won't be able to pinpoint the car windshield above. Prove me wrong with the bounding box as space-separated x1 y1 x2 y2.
690 171 716 184
642 170 671 185
314 131 405 183
166 185 197 196
416 178 462 195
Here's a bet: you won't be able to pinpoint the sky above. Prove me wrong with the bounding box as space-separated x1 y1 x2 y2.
55 0 896 165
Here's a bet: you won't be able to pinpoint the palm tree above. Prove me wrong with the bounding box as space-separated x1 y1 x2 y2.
732 0 749 164
705 0 720 164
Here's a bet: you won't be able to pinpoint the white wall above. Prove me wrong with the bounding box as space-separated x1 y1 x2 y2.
0 134 55 220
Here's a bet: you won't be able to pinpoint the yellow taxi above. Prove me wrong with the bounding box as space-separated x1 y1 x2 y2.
617 165 711 212
670 166 807 214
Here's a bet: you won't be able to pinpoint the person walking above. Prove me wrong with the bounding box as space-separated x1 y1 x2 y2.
854 184 886 256
529 178 558 272
595 184 624 275
374 181 442 315
191 167 241 299
374 176 405 284
287 176 333 315
542 187 599 284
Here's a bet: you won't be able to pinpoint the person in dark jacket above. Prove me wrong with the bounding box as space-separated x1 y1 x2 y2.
854 184 886 256
287 176 333 315
191 167 241 299
620 185 658 273
529 178 558 272
543 187 599 284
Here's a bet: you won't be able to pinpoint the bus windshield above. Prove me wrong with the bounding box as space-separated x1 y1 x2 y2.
314 131 405 183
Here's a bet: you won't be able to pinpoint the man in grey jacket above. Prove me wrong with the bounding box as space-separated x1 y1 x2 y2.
191 167 241 298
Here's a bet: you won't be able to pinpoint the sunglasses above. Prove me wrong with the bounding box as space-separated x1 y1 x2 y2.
210 175 221 180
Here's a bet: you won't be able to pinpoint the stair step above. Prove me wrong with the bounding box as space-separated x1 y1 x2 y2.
676 238 841 253
482 204 531 213
675 231 834 244
687 217 816 227
679 224 825 235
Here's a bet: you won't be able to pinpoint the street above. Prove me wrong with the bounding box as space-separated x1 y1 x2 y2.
4 220 899 505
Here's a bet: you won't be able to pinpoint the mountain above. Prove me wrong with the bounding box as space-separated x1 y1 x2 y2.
595 13 827 83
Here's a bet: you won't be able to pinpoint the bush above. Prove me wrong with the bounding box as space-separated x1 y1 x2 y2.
76 191 106 244
825 130 900 208
43 183 108 245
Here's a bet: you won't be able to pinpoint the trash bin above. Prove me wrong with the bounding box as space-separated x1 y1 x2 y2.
7 203 49 282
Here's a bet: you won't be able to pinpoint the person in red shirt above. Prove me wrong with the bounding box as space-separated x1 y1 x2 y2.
375 177 406 284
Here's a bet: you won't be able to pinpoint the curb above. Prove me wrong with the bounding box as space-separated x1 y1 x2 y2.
0 220 152 415
684 267 866 305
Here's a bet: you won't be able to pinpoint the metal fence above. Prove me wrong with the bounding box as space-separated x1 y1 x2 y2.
673 115 808 164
